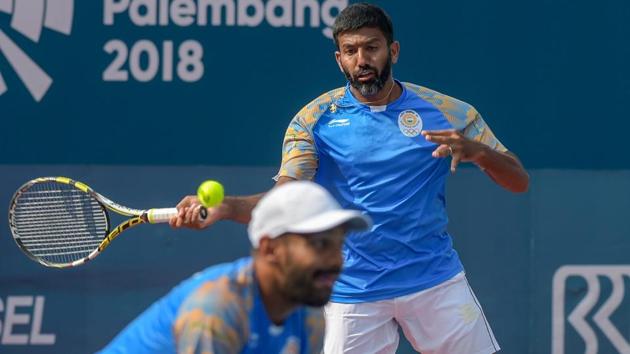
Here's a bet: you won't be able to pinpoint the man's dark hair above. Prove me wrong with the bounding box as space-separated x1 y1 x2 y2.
332 3 394 48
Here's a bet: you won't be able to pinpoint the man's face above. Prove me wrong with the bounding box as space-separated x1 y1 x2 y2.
277 227 346 307
335 27 399 97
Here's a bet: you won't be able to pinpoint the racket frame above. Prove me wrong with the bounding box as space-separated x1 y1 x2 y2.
8 176 177 268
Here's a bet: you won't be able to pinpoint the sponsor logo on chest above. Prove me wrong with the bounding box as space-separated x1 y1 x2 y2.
327 118 350 127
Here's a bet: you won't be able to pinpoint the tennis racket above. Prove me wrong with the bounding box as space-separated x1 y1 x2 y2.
8 176 206 268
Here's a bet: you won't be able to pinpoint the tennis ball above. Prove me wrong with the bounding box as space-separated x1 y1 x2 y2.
197 180 224 208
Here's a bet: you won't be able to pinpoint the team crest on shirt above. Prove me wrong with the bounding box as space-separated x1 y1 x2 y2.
398 110 423 137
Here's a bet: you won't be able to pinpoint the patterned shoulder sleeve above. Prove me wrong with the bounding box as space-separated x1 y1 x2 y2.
304 307 325 354
404 83 508 152
174 276 251 354
276 88 345 181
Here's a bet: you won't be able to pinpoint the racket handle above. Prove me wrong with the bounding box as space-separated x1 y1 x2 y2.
147 208 178 223
148 207 208 223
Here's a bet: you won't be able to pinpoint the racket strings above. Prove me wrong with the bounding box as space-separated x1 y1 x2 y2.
11 181 108 265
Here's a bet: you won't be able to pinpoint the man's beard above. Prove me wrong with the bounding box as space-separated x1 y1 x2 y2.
343 54 392 98
279 263 340 307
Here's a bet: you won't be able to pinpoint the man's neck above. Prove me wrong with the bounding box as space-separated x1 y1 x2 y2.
350 78 402 106
254 259 298 326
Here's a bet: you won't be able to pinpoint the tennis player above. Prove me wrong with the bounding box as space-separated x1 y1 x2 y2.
99 181 370 353
173 3 529 353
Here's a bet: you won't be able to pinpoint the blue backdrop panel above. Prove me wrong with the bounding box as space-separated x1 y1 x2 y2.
2 167 628 353
529 170 630 354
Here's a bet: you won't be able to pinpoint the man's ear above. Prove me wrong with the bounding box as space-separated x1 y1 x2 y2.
258 236 281 265
390 41 400 64
335 51 344 74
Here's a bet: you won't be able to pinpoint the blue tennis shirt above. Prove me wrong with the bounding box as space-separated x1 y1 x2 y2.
99 257 324 353
278 81 507 303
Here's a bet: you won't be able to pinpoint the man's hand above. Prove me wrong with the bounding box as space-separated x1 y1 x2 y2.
421 129 529 192
421 129 488 173
169 176 297 229
169 195 228 229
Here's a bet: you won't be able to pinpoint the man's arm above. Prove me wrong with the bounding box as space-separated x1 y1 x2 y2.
170 176 295 229
473 149 529 193
172 97 322 229
422 129 529 193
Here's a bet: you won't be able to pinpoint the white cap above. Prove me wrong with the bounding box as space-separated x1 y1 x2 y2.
248 181 372 247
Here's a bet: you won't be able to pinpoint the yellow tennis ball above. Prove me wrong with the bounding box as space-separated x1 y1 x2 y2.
197 180 224 208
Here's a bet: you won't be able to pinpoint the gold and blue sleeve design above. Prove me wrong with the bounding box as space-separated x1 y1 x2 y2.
305 307 325 353
277 88 345 180
174 268 253 354
405 83 508 152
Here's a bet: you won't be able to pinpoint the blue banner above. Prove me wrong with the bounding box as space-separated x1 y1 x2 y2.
1 1 629 168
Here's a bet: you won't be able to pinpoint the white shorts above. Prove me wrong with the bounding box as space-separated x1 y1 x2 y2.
323 272 500 354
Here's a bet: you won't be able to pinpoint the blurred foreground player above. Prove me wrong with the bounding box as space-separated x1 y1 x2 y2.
99 181 370 354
